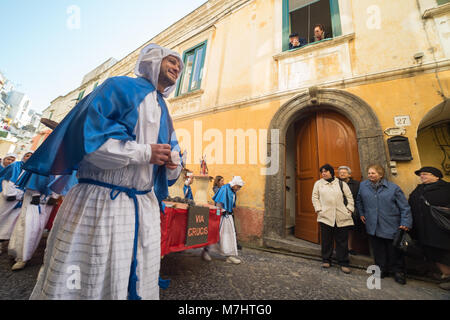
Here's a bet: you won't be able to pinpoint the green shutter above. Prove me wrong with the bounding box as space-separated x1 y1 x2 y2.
176 41 208 96
282 0 290 52
437 0 449 5
329 0 342 37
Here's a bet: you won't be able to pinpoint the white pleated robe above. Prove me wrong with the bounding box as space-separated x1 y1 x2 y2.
8 190 54 262
0 180 24 240
30 91 181 300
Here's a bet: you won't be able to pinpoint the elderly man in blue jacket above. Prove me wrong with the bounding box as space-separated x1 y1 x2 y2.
356 164 412 285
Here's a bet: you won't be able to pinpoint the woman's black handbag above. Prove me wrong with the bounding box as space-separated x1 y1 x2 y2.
421 195 450 232
393 229 413 252
393 229 424 259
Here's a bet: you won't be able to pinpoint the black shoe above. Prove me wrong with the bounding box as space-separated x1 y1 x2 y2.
381 271 390 279
394 272 406 285
237 244 242 250
348 250 357 256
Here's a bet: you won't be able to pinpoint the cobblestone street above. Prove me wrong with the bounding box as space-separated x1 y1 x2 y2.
1 237 449 300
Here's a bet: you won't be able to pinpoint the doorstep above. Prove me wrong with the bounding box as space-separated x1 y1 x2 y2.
263 235 374 269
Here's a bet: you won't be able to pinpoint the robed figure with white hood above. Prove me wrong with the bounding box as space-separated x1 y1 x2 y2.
22 44 184 300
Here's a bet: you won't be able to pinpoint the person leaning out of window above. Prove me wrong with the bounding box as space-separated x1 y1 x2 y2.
311 24 326 43
408 167 450 291
356 164 412 285
312 164 354 274
289 33 307 50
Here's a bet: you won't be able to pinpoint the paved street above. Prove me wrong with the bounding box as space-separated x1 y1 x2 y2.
1 238 449 300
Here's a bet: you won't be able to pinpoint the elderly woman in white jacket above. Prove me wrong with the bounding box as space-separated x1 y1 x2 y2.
312 164 354 274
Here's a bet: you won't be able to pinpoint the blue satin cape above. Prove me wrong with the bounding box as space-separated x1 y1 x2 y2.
0 161 23 192
19 76 180 207
212 184 236 213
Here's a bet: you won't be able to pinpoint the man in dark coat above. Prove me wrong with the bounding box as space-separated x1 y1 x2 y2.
409 167 450 291
338 166 363 255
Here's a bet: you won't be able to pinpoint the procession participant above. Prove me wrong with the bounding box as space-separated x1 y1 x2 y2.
21 44 184 300
8 172 55 271
183 175 194 200
210 176 244 264
0 153 17 170
0 152 32 254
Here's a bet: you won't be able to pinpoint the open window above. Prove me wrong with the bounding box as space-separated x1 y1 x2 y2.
282 0 342 51
176 41 207 97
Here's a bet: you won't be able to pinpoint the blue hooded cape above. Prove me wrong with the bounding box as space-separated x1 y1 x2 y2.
0 161 24 193
19 76 181 208
16 171 55 196
212 184 236 213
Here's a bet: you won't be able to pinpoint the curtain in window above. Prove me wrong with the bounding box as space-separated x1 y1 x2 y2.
289 0 319 12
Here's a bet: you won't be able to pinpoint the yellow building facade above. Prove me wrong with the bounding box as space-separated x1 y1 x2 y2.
40 0 450 251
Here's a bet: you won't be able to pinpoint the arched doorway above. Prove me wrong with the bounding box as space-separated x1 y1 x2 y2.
264 89 388 249
294 110 362 243
416 100 450 180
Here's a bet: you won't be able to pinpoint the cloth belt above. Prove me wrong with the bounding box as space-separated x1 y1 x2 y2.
78 178 152 300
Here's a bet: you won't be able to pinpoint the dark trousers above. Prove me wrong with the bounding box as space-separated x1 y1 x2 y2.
368 235 405 274
320 223 350 267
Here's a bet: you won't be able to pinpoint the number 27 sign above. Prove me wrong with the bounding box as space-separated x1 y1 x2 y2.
394 116 411 127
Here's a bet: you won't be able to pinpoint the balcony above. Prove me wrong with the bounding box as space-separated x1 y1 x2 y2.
274 33 355 91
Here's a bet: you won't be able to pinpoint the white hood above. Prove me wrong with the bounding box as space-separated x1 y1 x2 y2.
134 43 184 98
5 153 17 159
229 176 245 187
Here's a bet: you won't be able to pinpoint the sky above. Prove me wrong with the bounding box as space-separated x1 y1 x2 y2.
0 0 207 113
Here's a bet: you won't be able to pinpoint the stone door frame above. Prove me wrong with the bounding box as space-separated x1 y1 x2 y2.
263 88 388 240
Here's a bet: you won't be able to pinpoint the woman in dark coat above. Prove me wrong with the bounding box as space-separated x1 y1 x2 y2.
409 167 450 291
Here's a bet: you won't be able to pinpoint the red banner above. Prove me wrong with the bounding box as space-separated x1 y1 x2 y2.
161 204 221 257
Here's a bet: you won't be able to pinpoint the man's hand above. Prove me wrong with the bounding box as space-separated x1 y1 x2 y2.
165 161 178 170
399 226 410 232
150 144 171 166
166 150 180 170
361 216 366 224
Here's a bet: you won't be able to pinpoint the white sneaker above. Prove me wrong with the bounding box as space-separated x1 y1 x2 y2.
11 261 26 271
226 256 241 264
201 250 212 261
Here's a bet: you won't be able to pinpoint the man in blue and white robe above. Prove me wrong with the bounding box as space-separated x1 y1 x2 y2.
0 152 32 253
24 44 184 300
206 176 245 264
8 168 56 271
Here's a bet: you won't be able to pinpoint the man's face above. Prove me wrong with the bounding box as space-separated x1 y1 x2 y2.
23 152 33 162
232 185 241 193
159 55 181 88
338 169 350 181
3 156 15 167
314 27 324 39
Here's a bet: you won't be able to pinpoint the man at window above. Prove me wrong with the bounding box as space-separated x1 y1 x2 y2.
289 33 306 50
311 24 326 42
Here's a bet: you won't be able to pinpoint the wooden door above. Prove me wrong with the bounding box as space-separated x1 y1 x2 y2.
316 111 362 181
295 111 361 243
295 114 320 242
